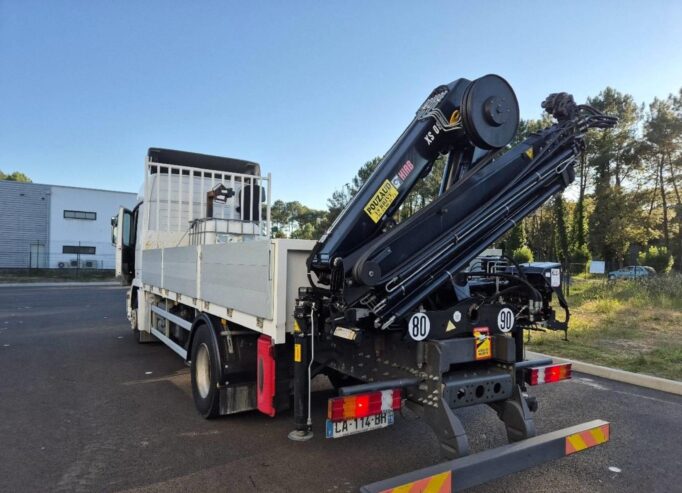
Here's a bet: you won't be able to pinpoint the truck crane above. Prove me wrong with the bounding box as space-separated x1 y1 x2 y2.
113 74 616 491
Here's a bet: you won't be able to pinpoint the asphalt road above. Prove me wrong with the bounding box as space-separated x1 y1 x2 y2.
1 285 680 492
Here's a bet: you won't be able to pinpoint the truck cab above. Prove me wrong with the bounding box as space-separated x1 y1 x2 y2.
111 205 138 284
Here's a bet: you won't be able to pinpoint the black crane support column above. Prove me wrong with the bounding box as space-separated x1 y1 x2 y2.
288 301 314 441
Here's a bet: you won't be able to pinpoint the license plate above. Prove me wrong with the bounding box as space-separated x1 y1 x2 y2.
325 411 394 438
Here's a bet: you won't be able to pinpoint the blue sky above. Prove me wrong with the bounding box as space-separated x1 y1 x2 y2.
1 1 681 208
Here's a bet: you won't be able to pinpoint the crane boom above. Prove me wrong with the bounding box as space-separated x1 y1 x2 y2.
306 75 616 331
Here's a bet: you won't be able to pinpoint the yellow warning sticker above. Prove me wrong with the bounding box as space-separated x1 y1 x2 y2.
294 343 302 362
293 319 301 333
473 327 491 360
364 179 399 223
524 147 534 160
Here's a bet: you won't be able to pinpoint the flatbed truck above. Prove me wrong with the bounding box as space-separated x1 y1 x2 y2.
112 75 616 490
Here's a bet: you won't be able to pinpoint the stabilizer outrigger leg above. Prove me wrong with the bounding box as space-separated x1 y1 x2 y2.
488 385 536 442
423 397 470 459
288 300 314 442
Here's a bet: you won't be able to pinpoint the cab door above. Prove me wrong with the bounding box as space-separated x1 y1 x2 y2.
112 207 135 284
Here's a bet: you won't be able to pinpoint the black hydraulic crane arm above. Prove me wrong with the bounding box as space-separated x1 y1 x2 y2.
309 75 520 276
307 74 616 328
289 76 616 456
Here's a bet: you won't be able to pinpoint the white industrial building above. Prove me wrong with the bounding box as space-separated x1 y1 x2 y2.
0 181 137 269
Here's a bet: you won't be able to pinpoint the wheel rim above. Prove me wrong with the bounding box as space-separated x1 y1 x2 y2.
196 343 211 399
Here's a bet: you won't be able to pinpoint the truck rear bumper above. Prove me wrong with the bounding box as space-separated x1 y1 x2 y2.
360 419 610 492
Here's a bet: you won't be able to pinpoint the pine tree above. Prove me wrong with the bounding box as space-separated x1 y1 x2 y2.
553 194 570 264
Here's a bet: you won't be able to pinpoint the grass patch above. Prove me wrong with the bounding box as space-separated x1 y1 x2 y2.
527 274 682 381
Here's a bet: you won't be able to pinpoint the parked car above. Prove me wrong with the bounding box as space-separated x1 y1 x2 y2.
608 265 656 280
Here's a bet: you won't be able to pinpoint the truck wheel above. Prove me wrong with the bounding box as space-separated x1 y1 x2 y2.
129 290 144 344
190 324 221 418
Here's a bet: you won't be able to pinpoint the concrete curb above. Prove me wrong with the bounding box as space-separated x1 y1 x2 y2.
526 350 682 396
0 281 122 288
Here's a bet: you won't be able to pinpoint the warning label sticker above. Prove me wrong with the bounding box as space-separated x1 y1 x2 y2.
364 179 399 223
473 327 492 360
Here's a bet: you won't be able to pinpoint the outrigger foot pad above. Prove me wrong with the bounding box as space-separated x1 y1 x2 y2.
489 385 536 443
288 430 314 441
424 397 470 460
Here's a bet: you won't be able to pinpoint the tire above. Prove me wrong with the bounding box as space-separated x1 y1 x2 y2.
133 327 147 344
190 323 222 418
129 290 143 343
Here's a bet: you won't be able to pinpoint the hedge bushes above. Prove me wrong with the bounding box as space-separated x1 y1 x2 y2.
637 246 674 273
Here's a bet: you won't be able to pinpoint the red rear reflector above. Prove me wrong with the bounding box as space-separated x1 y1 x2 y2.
256 335 276 417
525 363 572 385
327 388 402 421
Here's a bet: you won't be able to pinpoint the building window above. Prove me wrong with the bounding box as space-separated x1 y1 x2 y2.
64 210 97 220
62 245 96 255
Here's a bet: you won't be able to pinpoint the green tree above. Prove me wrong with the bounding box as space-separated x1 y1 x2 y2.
570 243 591 273
553 194 570 264
291 223 316 240
295 206 326 228
638 245 674 273
399 156 445 220
293 205 326 239
283 201 304 232
512 245 534 264
322 157 382 230
349 157 382 195
570 152 591 253
642 94 682 262
506 223 527 252
269 200 326 239
525 203 555 260
0 170 32 182
587 88 643 266
270 200 288 235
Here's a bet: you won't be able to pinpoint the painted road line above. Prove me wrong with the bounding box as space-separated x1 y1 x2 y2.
0 281 122 288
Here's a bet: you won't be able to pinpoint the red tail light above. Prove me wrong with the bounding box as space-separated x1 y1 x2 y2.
328 389 402 422
525 363 572 385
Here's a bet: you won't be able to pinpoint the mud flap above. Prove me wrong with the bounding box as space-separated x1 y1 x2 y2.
219 382 257 415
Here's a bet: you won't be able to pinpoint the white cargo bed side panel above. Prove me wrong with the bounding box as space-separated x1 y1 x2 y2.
272 239 316 342
200 241 272 320
163 246 198 298
141 249 163 287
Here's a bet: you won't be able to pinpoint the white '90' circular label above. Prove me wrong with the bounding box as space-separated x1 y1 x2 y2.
497 307 515 333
